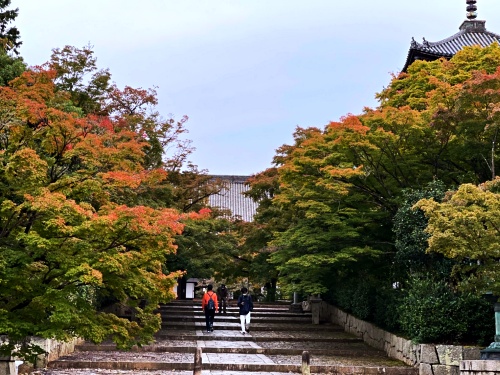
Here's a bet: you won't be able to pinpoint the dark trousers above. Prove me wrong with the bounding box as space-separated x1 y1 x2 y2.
204 309 215 331
218 298 227 313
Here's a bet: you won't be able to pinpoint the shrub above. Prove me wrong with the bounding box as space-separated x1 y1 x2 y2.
397 275 494 344
373 285 402 333
329 278 375 321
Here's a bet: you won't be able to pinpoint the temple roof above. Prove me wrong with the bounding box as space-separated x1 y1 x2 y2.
208 175 258 222
402 19 500 72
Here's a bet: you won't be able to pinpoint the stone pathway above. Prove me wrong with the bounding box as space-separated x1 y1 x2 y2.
37 300 418 374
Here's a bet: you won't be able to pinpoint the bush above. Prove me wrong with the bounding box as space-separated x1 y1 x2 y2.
373 285 402 333
397 275 494 344
329 278 375 321
457 294 495 346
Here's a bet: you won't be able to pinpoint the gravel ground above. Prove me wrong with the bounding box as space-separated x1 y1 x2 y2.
78 339 197 349
36 371 191 375
36 371 301 375
149 339 197 347
57 350 194 363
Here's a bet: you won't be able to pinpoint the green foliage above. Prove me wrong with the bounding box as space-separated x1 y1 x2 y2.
397 275 494 344
372 285 402 333
398 276 461 343
393 180 453 280
377 44 500 110
329 278 375 320
167 215 240 280
50 45 112 115
0 49 24 85
238 41 500 346
417 180 500 296
0 55 215 360
0 0 21 54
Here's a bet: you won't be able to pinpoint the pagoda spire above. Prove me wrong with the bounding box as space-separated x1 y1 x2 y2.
466 0 478 20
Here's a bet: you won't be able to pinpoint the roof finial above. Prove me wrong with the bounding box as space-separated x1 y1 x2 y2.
466 0 478 20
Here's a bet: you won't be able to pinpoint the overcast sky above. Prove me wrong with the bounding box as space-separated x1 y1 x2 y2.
14 0 500 176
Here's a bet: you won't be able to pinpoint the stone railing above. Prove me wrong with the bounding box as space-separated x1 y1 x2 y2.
310 300 499 375
29 337 84 368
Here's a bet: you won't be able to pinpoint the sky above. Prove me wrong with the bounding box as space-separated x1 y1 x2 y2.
13 0 500 176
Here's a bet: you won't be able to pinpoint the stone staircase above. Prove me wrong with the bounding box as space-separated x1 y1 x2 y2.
41 300 419 374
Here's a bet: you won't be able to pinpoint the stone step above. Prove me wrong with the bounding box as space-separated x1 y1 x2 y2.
160 307 300 314
45 300 412 374
76 344 384 357
161 301 293 308
48 361 418 374
37 371 300 375
159 308 310 316
163 315 312 323
162 322 344 332
155 333 363 343
48 351 417 374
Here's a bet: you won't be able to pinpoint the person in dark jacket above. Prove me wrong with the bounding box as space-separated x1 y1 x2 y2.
216 284 228 314
237 287 253 334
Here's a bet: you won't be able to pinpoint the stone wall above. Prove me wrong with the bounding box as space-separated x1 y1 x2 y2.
0 337 83 374
30 337 84 368
313 301 500 375
461 360 500 375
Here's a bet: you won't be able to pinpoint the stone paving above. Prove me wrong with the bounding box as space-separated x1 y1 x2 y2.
36 300 418 375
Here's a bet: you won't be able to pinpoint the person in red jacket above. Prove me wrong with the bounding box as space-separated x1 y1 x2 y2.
201 284 218 332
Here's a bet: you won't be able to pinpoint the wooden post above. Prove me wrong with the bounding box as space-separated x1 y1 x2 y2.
301 350 311 375
193 347 202 375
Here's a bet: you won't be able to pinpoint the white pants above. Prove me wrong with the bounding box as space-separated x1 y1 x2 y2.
240 312 251 332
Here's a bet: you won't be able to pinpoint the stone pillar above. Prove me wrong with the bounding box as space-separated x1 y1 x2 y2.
495 302 500 342
310 295 322 325
0 357 15 375
301 351 311 375
193 347 202 375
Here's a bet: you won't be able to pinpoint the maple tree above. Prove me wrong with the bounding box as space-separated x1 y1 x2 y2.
434 66 500 181
248 44 500 299
0 64 213 360
416 179 500 296
377 44 500 110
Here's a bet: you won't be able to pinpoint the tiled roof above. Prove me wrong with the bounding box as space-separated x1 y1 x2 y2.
208 175 258 222
402 20 500 72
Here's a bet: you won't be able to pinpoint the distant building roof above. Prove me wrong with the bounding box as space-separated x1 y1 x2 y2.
402 2 500 72
208 175 258 222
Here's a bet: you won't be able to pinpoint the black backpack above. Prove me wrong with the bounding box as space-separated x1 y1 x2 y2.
207 292 215 311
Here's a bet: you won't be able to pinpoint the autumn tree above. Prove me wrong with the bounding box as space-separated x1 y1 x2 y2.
251 44 500 300
377 44 500 110
0 65 213 360
416 179 500 297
